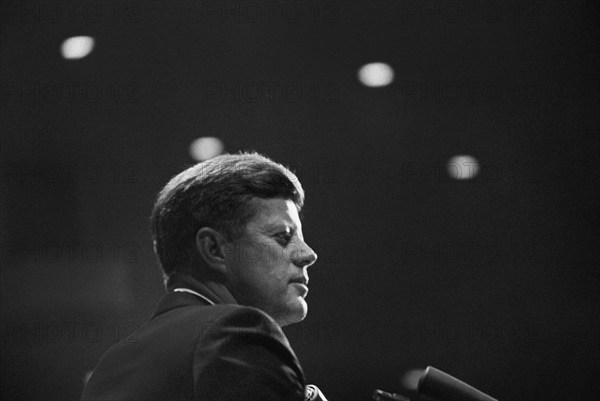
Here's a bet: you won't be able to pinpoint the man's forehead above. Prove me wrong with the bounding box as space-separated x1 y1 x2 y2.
249 198 301 228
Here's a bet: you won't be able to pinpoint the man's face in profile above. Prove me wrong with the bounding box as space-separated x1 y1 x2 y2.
224 197 318 327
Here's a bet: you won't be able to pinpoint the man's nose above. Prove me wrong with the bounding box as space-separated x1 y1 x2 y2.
292 240 318 268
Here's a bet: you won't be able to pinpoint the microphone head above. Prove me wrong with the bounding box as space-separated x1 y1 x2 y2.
417 366 498 401
400 368 425 391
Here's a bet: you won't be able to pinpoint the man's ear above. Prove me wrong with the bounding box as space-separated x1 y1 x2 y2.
195 227 229 275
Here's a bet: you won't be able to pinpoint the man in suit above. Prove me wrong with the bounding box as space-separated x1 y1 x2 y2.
81 152 319 401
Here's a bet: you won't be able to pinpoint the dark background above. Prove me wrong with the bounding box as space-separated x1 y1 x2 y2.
1 1 598 400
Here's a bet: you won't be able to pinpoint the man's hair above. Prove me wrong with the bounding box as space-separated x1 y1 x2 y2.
150 152 304 277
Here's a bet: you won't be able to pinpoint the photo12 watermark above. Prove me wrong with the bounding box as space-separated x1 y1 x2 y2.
394 1 541 25
1 241 143 264
0 1 142 25
1 81 141 104
199 81 339 104
198 1 341 24
1 319 140 345
1 160 143 186
395 81 541 105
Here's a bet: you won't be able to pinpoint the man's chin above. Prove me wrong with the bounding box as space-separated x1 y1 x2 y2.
278 299 307 327
296 297 308 319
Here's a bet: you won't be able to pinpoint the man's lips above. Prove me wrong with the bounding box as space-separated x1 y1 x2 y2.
290 278 309 296
289 277 309 286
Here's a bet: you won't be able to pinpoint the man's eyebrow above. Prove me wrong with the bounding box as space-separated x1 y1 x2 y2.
262 221 298 232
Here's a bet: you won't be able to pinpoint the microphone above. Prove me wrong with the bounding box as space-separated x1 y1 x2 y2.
305 384 328 401
417 366 498 401
373 389 410 400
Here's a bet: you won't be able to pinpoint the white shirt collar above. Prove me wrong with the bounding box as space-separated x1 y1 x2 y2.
172 287 216 305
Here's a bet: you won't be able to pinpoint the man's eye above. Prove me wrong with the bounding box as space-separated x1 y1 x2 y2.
276 233 292 245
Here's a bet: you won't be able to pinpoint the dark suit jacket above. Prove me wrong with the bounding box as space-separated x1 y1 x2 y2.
81 279 306 401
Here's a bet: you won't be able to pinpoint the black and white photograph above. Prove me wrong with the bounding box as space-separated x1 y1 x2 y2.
1 1 598 400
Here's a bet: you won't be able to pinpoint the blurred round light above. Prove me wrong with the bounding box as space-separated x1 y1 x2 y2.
189 137 224 161
61 36 95 59
447 155 480 180
357 62 394 87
